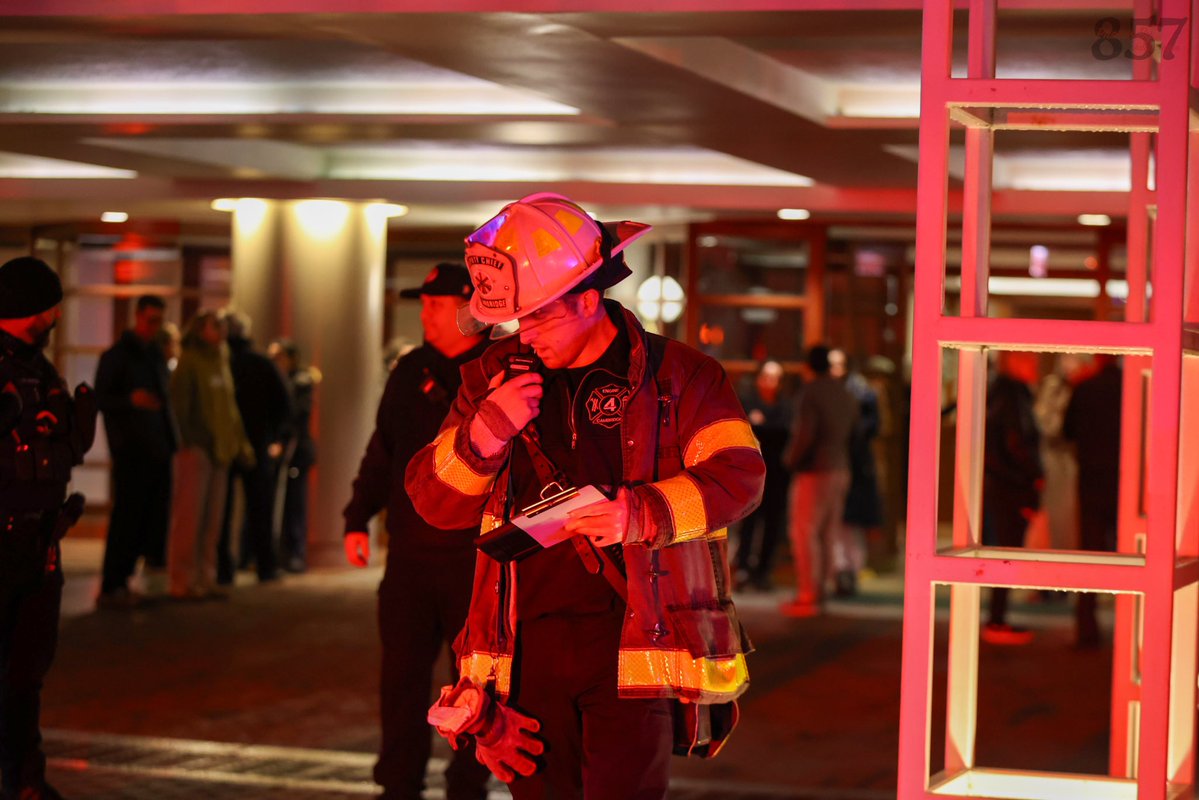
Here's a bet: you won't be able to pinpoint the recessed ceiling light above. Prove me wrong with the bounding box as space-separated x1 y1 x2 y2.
777 208 811 221
100 211 128 223
1078 214 1112 227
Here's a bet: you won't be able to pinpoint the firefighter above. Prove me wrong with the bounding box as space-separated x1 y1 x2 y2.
343 263 492 800
0 256 96 800
409 193 765 799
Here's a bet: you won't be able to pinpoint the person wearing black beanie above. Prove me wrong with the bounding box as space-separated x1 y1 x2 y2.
0 255 95 799
0 257 64 321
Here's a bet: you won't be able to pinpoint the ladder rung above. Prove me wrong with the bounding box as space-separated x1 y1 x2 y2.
937 317 1154 355
929 767 1143 800
942 79 1160 111
929 548 1147 593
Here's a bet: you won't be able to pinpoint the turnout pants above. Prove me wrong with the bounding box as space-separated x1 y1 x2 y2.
376 548 489 800
508 610 672 800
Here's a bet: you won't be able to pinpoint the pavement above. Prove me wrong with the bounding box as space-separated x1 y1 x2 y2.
37 538 1114 799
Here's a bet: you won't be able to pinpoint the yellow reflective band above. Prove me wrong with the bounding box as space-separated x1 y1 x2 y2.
433 427 495 497
708 527 728 541
618 649 748 701
683 419 760 468
459 651 513 696
651 473 708 543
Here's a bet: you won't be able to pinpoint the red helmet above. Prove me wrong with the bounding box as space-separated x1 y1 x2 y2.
463 192 650 325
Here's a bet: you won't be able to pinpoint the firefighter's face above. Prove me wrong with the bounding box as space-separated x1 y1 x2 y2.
516 292 600 370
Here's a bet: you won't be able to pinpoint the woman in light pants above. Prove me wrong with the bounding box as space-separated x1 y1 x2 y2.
167 311 251 599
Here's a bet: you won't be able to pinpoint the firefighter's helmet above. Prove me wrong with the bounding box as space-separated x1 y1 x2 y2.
463 192 651 325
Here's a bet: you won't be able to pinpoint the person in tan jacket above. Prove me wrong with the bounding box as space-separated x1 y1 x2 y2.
167 310 252 600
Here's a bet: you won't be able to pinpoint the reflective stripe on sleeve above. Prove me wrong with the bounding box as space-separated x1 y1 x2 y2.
458 651 513 697
683 418 760 468
432 426 495 496
648 473 708 543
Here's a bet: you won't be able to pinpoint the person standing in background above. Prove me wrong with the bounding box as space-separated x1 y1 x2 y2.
1063 354 1122 648
734 360 792 592
269 338 319 574
981 351 1043 645
219 310 291 585
168 310 252 601
782 345 858 617
94 295 178 608
0 256 96 799
343 263 492 800
830 348 883 598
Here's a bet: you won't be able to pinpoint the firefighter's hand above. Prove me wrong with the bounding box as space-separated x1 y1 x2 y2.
565 487 630 547
474 702 543 783
470 371 543 457
344 532 370 567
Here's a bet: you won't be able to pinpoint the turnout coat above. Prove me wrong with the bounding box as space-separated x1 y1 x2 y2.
405 302 765 706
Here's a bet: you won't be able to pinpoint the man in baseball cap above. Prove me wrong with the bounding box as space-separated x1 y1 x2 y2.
343 261 492 800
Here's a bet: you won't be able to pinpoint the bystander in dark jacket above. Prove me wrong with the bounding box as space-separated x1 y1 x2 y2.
1063 355 1122 647
219 311 292 583
94 295 178 606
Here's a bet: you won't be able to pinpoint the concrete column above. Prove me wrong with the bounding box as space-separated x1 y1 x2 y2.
230 199 385 566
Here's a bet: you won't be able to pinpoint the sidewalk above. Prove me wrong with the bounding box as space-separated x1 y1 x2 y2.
41 540 1112 798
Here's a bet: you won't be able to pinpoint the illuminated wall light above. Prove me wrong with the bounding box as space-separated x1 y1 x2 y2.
697 236 719 248
294 199 351 240
231 198 271 235
100 211 128 223
777 208 811 221
211 198 238 212
945 276 1102 299
994 276 1099 298
1029 244 1050 278
1078 214 1112 227
636 275 685 324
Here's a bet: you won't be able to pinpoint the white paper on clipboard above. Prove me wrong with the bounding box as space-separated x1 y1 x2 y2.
510 485 607 549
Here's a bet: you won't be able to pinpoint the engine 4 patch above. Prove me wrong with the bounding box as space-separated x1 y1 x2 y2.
585 384 631 429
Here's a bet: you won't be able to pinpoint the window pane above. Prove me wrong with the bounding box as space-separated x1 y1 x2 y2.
695 235 809 296
697 305 804 362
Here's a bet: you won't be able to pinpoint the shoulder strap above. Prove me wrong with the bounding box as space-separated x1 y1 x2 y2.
646 335 679 481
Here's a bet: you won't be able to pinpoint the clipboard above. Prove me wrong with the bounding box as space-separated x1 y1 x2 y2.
476 485 607 563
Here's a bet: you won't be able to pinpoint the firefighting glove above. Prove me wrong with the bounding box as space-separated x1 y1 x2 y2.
427 677 543 782
470 371 543 457
473 700 543 783
428 678 489 750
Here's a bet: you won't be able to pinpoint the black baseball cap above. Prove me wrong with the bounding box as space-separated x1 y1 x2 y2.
399 262 473 299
